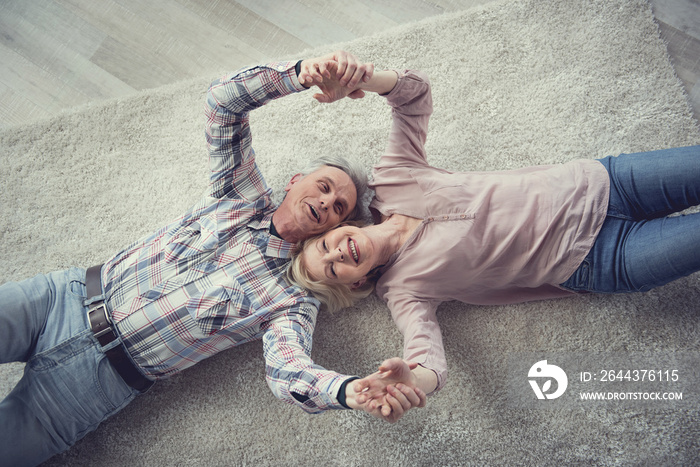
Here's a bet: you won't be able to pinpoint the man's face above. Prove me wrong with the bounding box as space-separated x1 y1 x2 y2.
277 166 357 242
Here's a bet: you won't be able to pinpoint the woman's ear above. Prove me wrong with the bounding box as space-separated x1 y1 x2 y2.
351 277 367 290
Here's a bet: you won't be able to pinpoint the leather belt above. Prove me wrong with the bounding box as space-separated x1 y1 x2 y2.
86 264 154 392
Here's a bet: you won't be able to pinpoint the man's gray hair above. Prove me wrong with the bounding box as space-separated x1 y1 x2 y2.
300 155 368 221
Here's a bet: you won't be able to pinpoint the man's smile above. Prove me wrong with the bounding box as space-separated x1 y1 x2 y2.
306 202 321 223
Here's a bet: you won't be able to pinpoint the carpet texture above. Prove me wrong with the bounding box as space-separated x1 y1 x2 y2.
2 0 700 465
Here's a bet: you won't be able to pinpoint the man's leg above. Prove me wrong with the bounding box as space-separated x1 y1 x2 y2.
0 269 139 466
0 271 69 466
0 377 66 466
0 273 54 363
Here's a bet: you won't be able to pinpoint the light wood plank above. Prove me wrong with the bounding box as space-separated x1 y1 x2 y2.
652 0 700 40
112 0 262 68
0 82 43 127
174 0 310 61
689 80 700 115
3 0 105 58
0 1 134 100
356 0 443 23
234 0 357 47
428 0 493 11
58 0 222 85
298 0 401 37
657 21 700 97
88 36 175 90
0 44 89 115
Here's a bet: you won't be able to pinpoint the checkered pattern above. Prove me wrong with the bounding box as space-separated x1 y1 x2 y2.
100 62 350 413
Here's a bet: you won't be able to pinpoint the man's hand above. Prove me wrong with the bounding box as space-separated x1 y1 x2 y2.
347 358 427 423
298 50 374 103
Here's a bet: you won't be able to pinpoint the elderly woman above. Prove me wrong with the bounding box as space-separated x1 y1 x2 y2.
288 67 700 399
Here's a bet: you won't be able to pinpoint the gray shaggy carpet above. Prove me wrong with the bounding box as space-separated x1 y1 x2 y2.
1 0 699 465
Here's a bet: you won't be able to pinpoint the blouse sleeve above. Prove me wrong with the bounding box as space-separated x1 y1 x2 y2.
386 293 447 394
375 70 434 170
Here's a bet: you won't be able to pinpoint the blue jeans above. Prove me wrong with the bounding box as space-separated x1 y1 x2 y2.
0 268 139 467
561 145 700 293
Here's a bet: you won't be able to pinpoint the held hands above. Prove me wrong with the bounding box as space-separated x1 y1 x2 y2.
350 358 427 423
298 50 374 103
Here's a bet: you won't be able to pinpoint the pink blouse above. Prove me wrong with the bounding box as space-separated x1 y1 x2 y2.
369 70 610 392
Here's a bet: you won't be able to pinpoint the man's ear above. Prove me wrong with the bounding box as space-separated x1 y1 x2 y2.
284 173 304 192
351 277 367 290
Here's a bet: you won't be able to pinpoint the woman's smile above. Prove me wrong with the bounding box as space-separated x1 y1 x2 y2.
348 237 360 263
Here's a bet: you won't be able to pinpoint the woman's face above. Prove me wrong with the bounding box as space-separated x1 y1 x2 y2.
301 225 377 288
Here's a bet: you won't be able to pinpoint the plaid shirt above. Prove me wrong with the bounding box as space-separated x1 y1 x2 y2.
101 61 350 413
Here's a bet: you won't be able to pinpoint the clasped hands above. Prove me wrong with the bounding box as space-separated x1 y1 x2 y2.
346 357 427 423
298 50 375 103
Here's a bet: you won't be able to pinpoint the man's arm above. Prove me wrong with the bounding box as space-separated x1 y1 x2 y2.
262 307 424 422
204 60 306 199
204 51 373 199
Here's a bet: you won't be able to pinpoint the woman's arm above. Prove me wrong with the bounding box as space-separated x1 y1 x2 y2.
386 296 448 393
358 69 399 95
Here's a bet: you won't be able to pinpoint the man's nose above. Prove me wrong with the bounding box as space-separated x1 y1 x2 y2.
319 193 334 210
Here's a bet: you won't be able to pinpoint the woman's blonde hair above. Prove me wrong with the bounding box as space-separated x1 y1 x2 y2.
286 226 379 313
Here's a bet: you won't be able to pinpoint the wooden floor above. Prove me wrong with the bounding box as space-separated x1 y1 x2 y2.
0 0 698 130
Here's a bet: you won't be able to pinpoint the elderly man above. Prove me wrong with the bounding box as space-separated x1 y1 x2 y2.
0 51 424 467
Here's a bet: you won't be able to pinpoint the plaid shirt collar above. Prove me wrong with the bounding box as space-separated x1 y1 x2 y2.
251 212 296 259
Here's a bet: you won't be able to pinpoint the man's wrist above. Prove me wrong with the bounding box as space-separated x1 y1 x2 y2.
295 60 312 89
337 376 360 409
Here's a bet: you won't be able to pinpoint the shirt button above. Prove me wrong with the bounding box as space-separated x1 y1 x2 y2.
427 217 434 222
460 214 467 219
443 215 449 220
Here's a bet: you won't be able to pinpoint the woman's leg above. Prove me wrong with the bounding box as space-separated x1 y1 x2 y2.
562 145 700 293
562 213 700 293
598 145 700 220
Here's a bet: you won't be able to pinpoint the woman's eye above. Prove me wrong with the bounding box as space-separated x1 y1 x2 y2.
322 240 328 252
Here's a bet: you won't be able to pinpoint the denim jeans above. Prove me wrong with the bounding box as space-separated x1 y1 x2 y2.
0 268 139 467
561 145 700 293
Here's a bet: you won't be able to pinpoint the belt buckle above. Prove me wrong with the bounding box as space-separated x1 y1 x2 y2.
88 302 114 341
